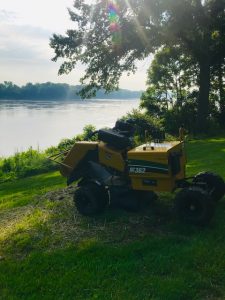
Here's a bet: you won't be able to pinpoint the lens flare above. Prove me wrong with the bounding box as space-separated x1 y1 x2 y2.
107 1 122 51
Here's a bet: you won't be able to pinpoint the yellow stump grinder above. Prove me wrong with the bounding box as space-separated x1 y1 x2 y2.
50 120 225 225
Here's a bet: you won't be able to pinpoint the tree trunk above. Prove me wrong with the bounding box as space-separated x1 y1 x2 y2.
197 58 210 133
218 62 225 128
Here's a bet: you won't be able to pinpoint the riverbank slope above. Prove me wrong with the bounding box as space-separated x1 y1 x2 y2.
0 138 225 299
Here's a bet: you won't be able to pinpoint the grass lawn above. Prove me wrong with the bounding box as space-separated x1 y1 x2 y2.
0 138 225 300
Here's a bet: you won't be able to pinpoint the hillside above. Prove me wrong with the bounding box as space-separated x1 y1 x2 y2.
0 138 225 299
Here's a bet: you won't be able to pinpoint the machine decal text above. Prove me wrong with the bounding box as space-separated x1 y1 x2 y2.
129 167 146 174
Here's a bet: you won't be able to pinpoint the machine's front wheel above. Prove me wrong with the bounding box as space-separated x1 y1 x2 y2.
74 183 108 216
175 187 214 226
193 172 225 202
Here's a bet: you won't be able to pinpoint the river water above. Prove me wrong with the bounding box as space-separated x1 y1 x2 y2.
0 99 139 157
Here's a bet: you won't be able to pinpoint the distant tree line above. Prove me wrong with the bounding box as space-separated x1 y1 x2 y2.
0 81 142 100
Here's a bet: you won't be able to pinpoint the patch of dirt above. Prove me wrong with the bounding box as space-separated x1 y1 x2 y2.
0 186 184 257
0 205 36 239
36 186 178 246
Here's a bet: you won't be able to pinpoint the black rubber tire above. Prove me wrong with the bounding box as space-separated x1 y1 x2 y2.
74 183 108 216
175 187 214 226
193 172 225 202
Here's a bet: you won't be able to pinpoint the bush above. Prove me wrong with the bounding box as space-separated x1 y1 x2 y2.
57 125 97 151
122 109 164 144
0 148 58 182
0 125 98 182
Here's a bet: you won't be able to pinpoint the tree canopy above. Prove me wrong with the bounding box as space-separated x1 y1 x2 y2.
50 0 225 133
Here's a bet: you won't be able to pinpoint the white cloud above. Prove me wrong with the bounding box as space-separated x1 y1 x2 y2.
0 1 74 32
0 9 17 22
0 23 51 61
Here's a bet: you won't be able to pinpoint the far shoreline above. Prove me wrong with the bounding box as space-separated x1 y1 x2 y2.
0 97 140 101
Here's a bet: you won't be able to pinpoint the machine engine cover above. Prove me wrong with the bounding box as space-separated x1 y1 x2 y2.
98 129 131 149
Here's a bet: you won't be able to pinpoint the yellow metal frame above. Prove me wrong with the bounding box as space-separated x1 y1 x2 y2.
60 141 98 177
58 139 186 193
127 141 186 192
98 141 126 172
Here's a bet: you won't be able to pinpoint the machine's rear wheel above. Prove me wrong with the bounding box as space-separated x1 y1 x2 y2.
175 187 214 226
74 183 108 216
193 172 225 202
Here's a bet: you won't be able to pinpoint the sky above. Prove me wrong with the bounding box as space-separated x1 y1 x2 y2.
0 0 150 91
